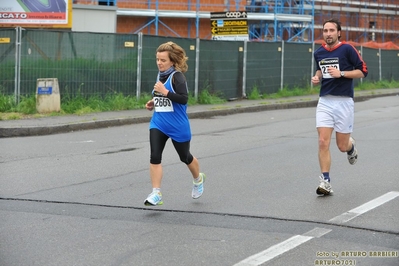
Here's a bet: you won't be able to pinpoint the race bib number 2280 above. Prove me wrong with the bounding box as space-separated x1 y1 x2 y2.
154 96 174 112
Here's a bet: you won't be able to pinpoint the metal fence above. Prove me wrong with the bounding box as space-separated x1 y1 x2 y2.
1 28 398 103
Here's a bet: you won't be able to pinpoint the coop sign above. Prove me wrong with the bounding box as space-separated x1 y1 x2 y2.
210 11 249 41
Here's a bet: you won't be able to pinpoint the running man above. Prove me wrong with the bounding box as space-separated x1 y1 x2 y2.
311 19 368 195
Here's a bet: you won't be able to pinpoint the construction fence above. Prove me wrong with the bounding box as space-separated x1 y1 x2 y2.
1 28 399 102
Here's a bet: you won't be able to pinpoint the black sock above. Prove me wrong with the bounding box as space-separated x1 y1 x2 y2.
347 144 354 155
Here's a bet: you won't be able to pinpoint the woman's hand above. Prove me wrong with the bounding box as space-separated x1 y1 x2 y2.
154 81 169 96
146 99 154 111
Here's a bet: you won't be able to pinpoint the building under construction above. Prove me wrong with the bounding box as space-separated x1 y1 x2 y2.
76 0 399 44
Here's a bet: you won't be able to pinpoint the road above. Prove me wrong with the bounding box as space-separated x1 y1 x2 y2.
1 96 398 266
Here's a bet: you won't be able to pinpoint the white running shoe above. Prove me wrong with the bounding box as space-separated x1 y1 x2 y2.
316 175 333 195
347 137 358 165
192 173 206 199
144 191 163 206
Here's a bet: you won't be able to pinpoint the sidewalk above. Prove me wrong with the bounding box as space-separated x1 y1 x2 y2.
1 88 398 138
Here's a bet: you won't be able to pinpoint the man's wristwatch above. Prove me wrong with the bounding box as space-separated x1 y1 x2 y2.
340 71 345 77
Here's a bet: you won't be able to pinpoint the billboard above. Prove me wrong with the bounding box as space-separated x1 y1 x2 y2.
210 11 249 41
0 0 72 28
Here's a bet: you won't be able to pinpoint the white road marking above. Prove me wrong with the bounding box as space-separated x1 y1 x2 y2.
234 228 332 266
233 235 313 266
329 191 399 224
234 191 399 266
302 227 332 238
68 140 95 143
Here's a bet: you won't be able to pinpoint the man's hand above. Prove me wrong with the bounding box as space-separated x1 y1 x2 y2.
327 66 340 78
311 75 320 85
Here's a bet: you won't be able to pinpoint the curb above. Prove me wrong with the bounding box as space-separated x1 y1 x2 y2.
0 92 397 138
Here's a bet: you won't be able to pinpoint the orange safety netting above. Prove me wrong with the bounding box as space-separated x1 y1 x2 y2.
314 40 399 50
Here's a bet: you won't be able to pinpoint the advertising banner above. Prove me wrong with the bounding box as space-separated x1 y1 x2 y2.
0 0 72 28
210 11 249 41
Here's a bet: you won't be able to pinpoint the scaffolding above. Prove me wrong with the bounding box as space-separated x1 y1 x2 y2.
77 0 399 44
313 0 399 43
245 0 314 42
114 0 315 42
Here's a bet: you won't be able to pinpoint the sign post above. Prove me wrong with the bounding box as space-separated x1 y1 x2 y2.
210 11 249 41
36 78 61 113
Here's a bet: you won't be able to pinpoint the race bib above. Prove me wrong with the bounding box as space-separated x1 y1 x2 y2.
319 57 340 79
154 96 174 112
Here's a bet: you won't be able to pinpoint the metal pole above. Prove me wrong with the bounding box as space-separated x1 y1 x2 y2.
196 0 200 38
155 0 159 35
14 27 22 105
242 40 247 98
280 40 284 91
360 46 363 84
378 48 382 81
14 27 18 104
311 41 315 89
194 38 200 101
136 32 143 99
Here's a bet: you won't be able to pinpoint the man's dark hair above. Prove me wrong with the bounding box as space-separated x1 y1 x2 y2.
323 19 342 39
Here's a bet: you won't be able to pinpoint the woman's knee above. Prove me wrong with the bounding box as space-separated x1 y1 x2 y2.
150 154 162 164
179 153 193 165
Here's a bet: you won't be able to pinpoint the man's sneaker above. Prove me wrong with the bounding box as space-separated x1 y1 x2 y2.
144 191 163 206
347 137 358 165
316 175 333 195
192 173 206 199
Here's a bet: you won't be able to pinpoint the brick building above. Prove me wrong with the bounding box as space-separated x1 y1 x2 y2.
75 0 399 44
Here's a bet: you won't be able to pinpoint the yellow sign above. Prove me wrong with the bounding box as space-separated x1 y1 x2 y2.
0 37 11 43
124 42 134 47
223 21 247 26
211 27 248 35
211 20 248 28
210 11 248 40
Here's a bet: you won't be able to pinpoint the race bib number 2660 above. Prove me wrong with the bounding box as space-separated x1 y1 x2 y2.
154 96 174 112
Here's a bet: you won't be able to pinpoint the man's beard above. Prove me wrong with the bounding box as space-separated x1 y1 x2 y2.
325 38 335 44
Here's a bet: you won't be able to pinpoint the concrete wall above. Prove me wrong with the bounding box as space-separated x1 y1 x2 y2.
72 4 117 33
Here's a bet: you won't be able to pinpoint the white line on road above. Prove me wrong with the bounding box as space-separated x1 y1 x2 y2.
233 235 313 266
329 191 399 224
234 227 332 266
233 191 399 266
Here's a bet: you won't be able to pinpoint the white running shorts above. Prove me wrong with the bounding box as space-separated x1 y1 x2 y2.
316 95 354 133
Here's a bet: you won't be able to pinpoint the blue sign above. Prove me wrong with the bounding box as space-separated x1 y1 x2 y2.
37 87 53 95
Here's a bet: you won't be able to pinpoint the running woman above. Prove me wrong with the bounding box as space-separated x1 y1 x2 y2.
311 19 368 195
144 41 206 206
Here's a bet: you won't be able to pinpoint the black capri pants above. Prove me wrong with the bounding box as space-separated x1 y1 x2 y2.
150 128 194 165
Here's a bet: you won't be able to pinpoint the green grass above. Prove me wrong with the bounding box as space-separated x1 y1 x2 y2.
262 86 319 99
0 90 224 119
247 79 399 100
196 89 226 105
1 80 398 120
247 85 262 100
354 79 399 91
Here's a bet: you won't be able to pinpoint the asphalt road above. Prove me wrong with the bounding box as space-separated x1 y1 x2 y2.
1 96 398 266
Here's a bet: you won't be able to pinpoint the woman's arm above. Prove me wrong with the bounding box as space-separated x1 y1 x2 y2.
166 72 188 104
